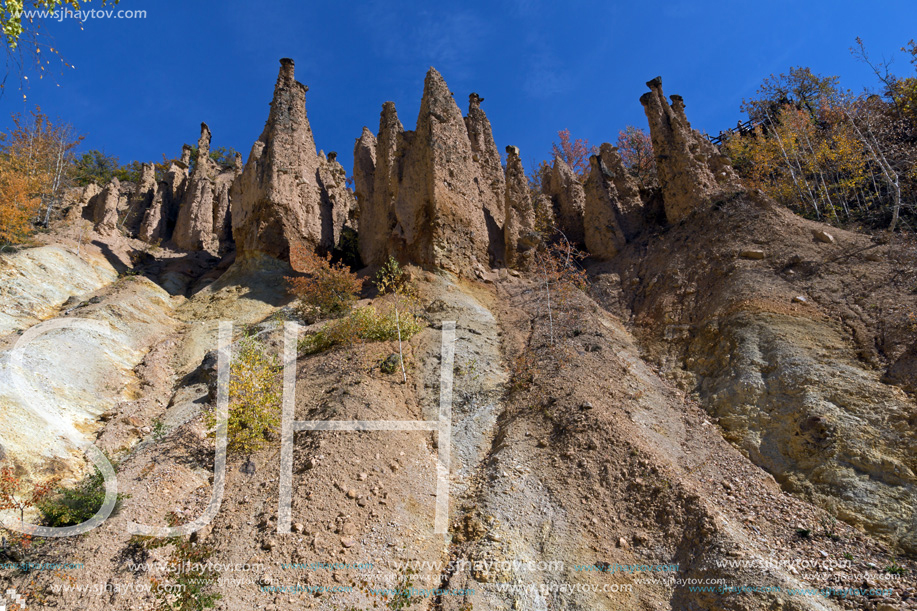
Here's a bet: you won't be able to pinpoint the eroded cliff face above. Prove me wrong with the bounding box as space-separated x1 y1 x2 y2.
598 193 917 555
3 63 916 611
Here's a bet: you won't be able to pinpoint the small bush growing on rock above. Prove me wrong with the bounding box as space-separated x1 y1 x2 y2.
375 256 413 296
286 242 362 321
206 335 281 455
39 466 126 527
299 304 424 355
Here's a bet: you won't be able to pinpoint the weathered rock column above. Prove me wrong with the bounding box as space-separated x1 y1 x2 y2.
504 146 537 269
640 76 741 223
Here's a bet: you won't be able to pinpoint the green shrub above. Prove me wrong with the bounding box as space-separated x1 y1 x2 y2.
39 468 125 527
299 304 424 355
206 335 281 455
374 256 412 296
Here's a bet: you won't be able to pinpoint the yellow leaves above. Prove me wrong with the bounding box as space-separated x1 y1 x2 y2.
725 103 873 219
207 335 281 456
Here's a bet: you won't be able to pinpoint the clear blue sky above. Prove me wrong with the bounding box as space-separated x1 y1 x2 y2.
3 0 916 176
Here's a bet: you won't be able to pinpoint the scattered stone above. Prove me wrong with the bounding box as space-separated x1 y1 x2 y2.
813 229 836 244
792 295 808 304
340 537 356 548
739 249 766 260
381 353 400 374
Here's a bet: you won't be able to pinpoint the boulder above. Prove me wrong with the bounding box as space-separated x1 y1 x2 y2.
640 77 741 223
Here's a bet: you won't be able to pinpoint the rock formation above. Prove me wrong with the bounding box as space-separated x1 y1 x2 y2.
212 152 243 248
84 177 122 235
317 152 356 250
543 156 586 244
169 125 242 254
119 163 157 236
583 155 628 260
503 146 536 269
358 102 402 267
173 123 219 252
464 92 506 264
357 69 503 272
597 143 645 240
231 58 351 262
640 76 741 223
138 156 189 243
63 183 102 222
352 127 377 231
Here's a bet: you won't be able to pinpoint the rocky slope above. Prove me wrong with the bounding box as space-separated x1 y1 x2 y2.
0 65 915 611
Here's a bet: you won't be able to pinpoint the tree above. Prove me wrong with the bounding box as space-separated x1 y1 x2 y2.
2 1 119 98
206 334 281 456
0 107 81 243
71 149 121 185
187 144 240 173
615 125 656 188
1 465 59 559
741 66 844 122
551 128 595 180
286 242 363 322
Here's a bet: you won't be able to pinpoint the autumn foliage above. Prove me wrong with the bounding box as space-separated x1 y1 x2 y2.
0 108 81 245
615 125 657 188
286 242 363 321
725 45 917 230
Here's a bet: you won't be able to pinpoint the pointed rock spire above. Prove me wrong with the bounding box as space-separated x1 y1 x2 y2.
504 145 536 269
583 153 627 260
388 67 492 271
352 126 377 230
231 58 333 261
357 102 403 266
173 122 219 251
544 156 586 244
464 92 506 227
641 77 741 223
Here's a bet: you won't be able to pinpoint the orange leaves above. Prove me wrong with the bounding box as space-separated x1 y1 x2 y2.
0 465 60 524
616 125 656 188
286 242 363 321
0 107 82 244
724 103 873 221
